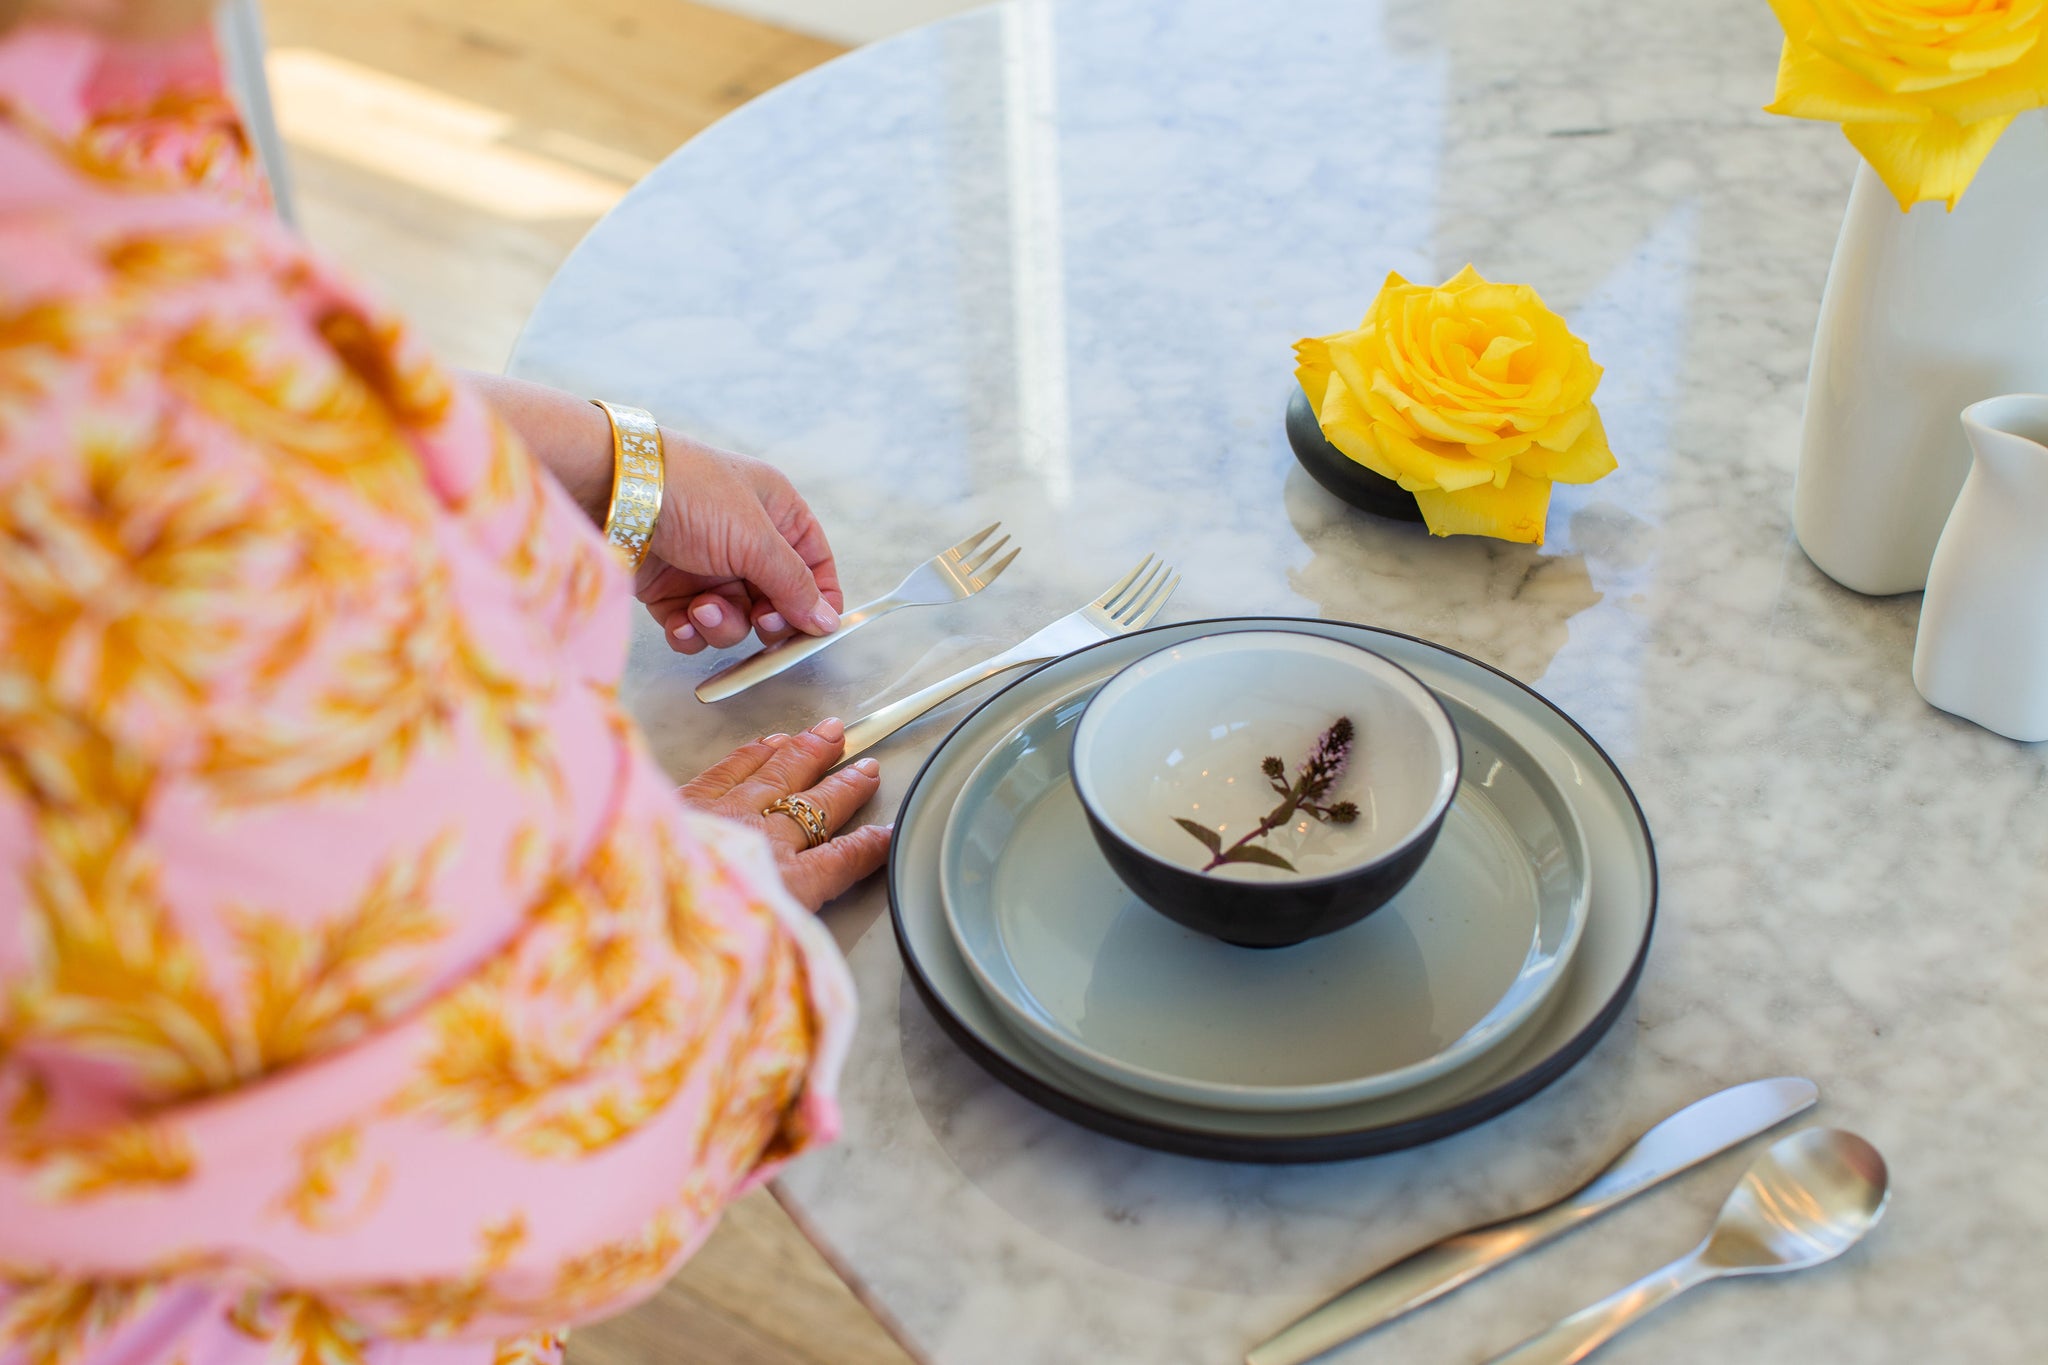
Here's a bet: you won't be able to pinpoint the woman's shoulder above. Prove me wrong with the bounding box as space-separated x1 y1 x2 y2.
0 20 269 213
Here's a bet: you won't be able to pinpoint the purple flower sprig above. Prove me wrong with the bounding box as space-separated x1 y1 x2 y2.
1175 717 1360 874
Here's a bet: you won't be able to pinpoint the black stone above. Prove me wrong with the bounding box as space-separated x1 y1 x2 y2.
1285 386 1425 523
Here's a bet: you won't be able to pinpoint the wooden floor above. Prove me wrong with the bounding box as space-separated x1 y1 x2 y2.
265 0 843 371
259 4 914 1363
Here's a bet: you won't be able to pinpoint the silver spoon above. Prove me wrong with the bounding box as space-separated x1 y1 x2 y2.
1482 1127 1890 1365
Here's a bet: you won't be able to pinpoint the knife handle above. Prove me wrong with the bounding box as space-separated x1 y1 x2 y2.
839 644 1046 761
1245 1200 1594 1365
694 594 900 703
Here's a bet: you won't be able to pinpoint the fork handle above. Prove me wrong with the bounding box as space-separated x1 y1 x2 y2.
840 643 1050 760
694 593 907 703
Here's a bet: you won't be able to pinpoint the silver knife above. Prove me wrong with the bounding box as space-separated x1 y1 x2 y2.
1244 1077 1820 1365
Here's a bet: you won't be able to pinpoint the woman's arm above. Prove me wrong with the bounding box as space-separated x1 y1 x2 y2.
458 370 615 524
460 370 844 655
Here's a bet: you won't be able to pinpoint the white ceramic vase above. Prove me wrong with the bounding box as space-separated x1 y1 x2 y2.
1793 111 2048 596
1912 395 2048 742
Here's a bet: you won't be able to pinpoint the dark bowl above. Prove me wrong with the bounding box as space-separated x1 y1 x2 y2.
1069 631 1460 949
1285 386 1425 522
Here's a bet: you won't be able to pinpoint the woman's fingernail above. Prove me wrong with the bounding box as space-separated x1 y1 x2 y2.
759 611 787 634
810 604 841 633
855 757 880 777
811 717 845 741
673 623 696 642
762 732 789 745
693 601 724 629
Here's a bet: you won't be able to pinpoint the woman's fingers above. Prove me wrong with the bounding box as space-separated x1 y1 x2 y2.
730 475 842 637
759 757 881 852
749 599 796 647
784 822 894 911
662 603 708 654
684 587 757 650
727 717 845 811
678 735 786 803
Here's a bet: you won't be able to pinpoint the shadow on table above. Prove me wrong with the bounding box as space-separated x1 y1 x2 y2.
896 971 1644 1296
1279 465 1608 688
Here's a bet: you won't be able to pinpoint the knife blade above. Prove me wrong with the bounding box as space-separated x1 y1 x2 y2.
1244 1077 1820 1365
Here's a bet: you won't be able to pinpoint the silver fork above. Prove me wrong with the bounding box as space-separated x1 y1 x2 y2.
696 523 1021 702
840 555 1178 760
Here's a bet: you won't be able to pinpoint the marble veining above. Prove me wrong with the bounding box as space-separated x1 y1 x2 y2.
510 0 2048 1359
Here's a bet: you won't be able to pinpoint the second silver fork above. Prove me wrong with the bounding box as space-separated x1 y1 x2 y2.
696 523 1020 703
840 555 1179 760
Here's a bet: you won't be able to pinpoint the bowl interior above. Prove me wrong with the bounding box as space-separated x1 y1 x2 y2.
1072 631 1458 882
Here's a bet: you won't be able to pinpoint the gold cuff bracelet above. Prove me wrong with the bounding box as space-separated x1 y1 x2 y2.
593 399 663 569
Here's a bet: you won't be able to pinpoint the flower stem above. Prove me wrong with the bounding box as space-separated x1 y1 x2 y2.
1201 796 1298 872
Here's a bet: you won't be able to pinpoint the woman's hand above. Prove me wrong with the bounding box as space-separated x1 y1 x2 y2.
455 374 844 657
678 719 891 912
638 432 845 656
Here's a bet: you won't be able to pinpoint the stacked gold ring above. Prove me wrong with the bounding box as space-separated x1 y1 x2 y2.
763 794 831 849
592 399 663 569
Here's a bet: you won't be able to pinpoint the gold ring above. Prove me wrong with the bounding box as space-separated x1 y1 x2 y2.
763 794 831 849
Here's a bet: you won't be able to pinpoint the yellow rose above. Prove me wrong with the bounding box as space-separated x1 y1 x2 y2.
1293 266 1614 545
1766 0 2048 209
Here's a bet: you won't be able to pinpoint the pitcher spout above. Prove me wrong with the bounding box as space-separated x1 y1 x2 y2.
1961 394 2048 495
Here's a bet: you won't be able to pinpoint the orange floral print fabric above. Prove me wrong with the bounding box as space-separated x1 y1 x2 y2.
0 23 855 1365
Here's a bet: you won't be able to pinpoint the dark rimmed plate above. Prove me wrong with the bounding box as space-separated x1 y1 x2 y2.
888 618 1657 1162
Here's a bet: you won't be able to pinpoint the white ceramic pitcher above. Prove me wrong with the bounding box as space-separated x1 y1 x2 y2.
1912 395 2048 742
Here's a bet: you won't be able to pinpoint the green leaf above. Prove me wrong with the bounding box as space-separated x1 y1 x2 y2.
1220 845 1296 872
1174 817 1223 855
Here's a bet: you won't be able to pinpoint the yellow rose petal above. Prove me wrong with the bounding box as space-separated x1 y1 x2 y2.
1531 403 1593 453
1807 0 1991 95
1473 334 1530 382
1934 39 2048 122
1372 423 1499 493
1766 37 1932 121
1846 111 2014 208
1360 385 1421 441
1294 336 1334 411
1413 469 1552 544
1363 271 1412 326
1517 407 1617 484
1316 375 1403 483
1328 332 1394 431
1766 0 1825 47
1467 433 1537 463
1371 370 1501 446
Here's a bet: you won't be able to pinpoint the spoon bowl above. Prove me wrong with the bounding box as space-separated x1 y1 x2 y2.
1484 1128 1890 1365
1701 1127 1890 1275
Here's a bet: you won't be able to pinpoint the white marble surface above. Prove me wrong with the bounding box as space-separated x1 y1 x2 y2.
508 0 2048 1360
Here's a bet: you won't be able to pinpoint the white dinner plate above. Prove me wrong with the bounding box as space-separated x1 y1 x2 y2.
890 617 1658 1161
939 681 1591 1111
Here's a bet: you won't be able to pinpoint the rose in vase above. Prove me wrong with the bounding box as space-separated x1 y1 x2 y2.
1766 0 2048 208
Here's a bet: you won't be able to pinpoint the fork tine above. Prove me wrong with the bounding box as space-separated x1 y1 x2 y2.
960 533 1012 577
1106 560 1165 617
969 546 1021 591
1124 570 1179 629
1092 555 1154 609
945 522 1000 560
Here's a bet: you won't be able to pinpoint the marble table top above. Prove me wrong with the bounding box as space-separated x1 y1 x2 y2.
508 0 2048 1360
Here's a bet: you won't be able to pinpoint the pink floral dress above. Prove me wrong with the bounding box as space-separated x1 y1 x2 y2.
0 22 855 1365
